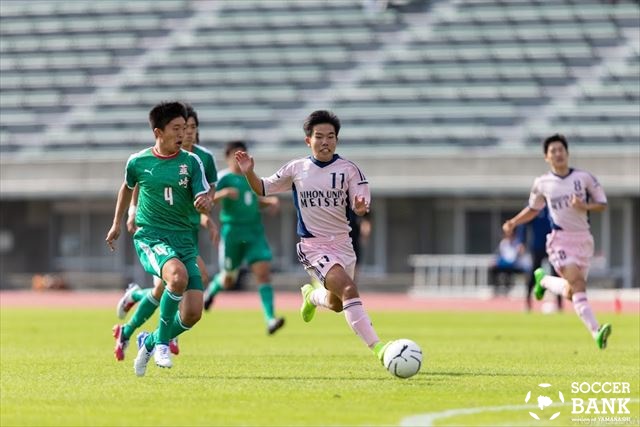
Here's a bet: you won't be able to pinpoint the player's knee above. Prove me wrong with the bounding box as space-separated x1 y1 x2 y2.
164 268 188 293
222 276 235 290
200 272 210 287
255 273 270 284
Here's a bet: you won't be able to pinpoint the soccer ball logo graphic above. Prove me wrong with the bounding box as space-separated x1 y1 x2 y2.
525 383 564 421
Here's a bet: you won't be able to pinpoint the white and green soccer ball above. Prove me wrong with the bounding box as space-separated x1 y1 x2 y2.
383 339 423 378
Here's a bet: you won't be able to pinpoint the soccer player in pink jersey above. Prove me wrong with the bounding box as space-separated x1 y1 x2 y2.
235 110 392 365
503 134 611 349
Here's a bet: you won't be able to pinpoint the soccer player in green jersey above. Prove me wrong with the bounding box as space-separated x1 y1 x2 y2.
106 101 212 376
112 104 219 361
203 141 285 335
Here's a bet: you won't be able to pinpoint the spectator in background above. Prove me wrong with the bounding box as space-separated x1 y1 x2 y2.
518 206 563 312
490 228 529 296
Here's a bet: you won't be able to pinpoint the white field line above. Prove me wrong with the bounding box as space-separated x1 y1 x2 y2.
400 398 640 426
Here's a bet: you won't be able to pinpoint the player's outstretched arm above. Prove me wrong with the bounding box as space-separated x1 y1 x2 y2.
235 150 263 196
213 187 239 202
503 206 538 235
106 183 133 251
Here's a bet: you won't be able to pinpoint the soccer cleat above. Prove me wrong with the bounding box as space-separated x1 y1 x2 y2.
373 341 393 365
203 286 215 311
300 284 316 323
112 324 129 361
154 344 173 369
116 283 140 319
533 268 546 301
267 317 285 335
169 337 180 355
133 332 153 377
595 323 612 350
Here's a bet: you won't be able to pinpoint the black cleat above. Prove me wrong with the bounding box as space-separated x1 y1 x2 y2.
267 317 285 335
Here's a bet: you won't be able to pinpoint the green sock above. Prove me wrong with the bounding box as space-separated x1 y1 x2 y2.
258 284 275 323
123 291 159 340
168 312 191 340
155 289 182 345
131 288 149 303
207 274 223 298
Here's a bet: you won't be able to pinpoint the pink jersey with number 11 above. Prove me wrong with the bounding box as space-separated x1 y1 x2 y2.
261 154 370 239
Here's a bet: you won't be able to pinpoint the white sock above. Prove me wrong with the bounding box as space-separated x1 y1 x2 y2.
541 275 568 295
309 288 330 309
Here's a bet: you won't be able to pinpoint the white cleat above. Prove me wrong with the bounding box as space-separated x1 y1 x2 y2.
133 332 153 377
154 344 173 369
117 283 140 319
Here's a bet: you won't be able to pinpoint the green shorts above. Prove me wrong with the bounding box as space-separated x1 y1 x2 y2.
218 223 272 273
133 226 203 291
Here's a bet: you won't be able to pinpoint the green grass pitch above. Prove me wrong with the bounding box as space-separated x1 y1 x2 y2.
1 308 638 426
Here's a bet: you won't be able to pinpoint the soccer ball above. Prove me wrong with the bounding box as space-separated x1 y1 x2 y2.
383 339 423 378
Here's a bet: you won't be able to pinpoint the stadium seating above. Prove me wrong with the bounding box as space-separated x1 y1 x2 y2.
0 0 638 151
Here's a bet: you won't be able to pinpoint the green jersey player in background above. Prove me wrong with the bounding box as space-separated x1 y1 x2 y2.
112 104 218 361
204 141 285 335
105 101 212 376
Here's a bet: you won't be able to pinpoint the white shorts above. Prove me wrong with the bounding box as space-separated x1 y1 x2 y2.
296 235 356 285
546 230 594 279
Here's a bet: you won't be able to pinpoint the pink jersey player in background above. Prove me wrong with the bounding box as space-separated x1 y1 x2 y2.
235 110 393 366
503 133 611 349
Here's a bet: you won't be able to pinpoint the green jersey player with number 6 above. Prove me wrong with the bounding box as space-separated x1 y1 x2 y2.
203 141 285 335
106 101 212 376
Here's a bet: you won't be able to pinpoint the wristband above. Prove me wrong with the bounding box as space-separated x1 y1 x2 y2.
128 205 137 217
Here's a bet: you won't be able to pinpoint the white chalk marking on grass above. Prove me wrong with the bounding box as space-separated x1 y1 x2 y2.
400 399 640 427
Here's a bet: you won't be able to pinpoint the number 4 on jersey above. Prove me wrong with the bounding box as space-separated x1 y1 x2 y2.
164 187 174 205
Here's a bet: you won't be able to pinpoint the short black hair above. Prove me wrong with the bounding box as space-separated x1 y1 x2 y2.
303 110 341 137
148 101 187 130
225 140 247 157
543 133 568 154
185 103 199 127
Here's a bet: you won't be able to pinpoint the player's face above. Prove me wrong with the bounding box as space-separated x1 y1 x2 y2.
155 116 185 154
545 141 568 171
183 117 198 150
306 123 337 162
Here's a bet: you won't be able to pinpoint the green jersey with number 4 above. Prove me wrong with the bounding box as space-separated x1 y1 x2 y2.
126 148 210 232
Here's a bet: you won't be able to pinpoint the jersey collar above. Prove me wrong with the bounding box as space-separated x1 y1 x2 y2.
152 147 181 159
550 167 574 179
310 154 339 168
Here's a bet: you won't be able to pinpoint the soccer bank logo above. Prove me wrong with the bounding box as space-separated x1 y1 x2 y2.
524 383 564 421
